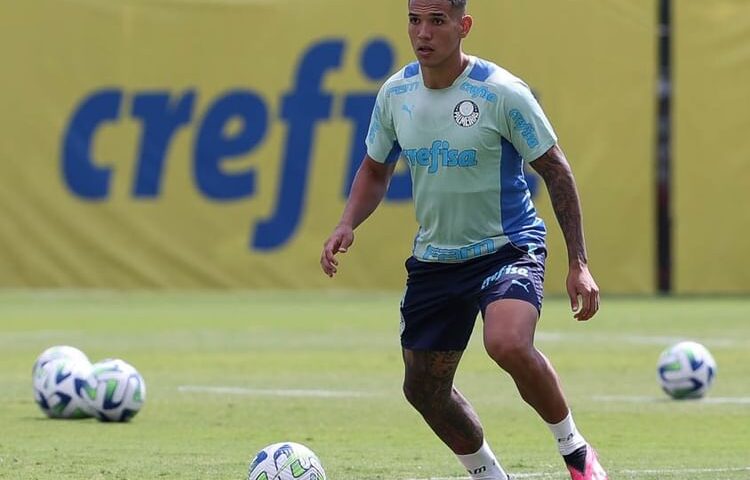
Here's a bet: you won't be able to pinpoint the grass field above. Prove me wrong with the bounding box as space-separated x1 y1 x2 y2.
1 291 749 480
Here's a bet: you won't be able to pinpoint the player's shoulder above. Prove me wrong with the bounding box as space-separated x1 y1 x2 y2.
464 56 531 97
389 61 422 82
378 62 422 97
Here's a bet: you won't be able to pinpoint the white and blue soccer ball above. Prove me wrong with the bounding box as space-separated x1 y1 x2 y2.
85 358 146 422
33 356 96 419
247 442 327 480
657 341 717 399
32 345 90 379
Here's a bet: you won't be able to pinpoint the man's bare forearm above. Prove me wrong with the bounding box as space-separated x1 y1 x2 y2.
339 156 394 230
531 146 588 267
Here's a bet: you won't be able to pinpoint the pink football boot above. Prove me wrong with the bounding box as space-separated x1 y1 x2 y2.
565 444 608 480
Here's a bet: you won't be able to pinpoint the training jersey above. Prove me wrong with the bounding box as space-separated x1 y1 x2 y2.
366 55 557 263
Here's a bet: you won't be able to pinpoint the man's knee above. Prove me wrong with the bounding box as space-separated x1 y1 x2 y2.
402 349 462 412
483 300 539 372
485 335 534 371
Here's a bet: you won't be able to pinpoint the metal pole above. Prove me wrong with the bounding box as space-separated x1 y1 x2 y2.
657 0 672 293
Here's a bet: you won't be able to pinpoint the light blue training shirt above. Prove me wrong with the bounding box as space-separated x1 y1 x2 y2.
366 55 557 263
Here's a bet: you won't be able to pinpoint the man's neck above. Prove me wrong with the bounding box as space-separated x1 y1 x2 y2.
422 52 470 89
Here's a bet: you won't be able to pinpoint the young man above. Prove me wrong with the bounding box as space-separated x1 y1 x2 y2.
320 1 608 479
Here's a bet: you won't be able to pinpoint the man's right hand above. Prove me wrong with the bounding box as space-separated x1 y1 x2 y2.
320 224 355 277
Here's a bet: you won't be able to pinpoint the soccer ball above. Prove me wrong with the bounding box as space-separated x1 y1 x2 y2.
33 357 96 419
86 359 146 422
32 345 90 378
247 442 327 480
657 341 717 399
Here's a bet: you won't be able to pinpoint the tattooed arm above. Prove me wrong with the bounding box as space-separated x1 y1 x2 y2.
531 144 600 320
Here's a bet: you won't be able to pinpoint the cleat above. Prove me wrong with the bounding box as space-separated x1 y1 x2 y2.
564 444 608 480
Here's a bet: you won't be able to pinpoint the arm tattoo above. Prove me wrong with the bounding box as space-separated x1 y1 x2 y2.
531 146 589 266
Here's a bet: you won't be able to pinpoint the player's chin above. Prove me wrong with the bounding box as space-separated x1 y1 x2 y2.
414 51 440 67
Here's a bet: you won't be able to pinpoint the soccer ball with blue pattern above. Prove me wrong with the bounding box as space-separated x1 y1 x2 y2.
85 358 146 422
657 341 717 399
247 442 327 480
33 356 96 419
32 345 90 379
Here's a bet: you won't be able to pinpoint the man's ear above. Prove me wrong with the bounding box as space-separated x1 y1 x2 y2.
459 15 473 38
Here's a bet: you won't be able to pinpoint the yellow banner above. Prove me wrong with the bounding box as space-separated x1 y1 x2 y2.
0 0 656 292
467 1 657 294
674 0 750 293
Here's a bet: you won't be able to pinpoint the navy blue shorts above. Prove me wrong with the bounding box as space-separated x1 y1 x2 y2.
399 244 546 351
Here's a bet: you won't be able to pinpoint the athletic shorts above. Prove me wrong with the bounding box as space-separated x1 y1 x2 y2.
399 243 546 351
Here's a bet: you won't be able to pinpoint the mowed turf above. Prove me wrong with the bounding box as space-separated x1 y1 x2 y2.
0 291 748 479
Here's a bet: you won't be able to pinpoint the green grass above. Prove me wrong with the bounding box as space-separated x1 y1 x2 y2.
0 291 749 479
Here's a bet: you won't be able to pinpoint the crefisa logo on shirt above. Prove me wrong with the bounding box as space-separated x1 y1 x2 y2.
453 100 480 127
402 140 477 174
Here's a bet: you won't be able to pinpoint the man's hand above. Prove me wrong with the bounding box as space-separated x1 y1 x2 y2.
320 224 355 278
566 264 600 321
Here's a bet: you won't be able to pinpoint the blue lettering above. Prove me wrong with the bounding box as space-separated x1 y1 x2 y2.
401 140 477 174
403 149 416 166
62 89 123 199
445 149 458 167
194 91 267 200
428 140 443 174
341 39 412 201
343 40 388 195
458 150 477 167
252 39 345 251
509 108 540 148
424 245 459 262
460 82 497 103
343 93 377 190
60 38 419 251
386 82 419 97
460 239 495 259
132 91 195 197
416 148 430 167
424 239 495 262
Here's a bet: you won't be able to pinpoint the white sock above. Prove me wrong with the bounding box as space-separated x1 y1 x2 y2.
456 439 509 480
547 410 587 455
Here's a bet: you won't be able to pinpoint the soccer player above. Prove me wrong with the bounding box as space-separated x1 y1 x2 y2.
320 1 608 479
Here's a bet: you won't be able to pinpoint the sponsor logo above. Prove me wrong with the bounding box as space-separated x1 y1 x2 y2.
481 264 530 290
61 38 411 252
509 108 540 148
402 140 477 174
387 81 419 97
460 82 498 103
401 104 414 120
423 239 495 262
511 279 531 292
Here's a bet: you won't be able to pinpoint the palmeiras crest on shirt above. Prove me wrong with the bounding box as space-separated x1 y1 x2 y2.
453 100 480 127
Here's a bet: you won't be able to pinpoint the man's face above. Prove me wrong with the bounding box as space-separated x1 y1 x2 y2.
408 0 467 68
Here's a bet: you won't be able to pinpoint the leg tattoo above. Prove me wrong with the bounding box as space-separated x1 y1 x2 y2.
403 349 484 454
